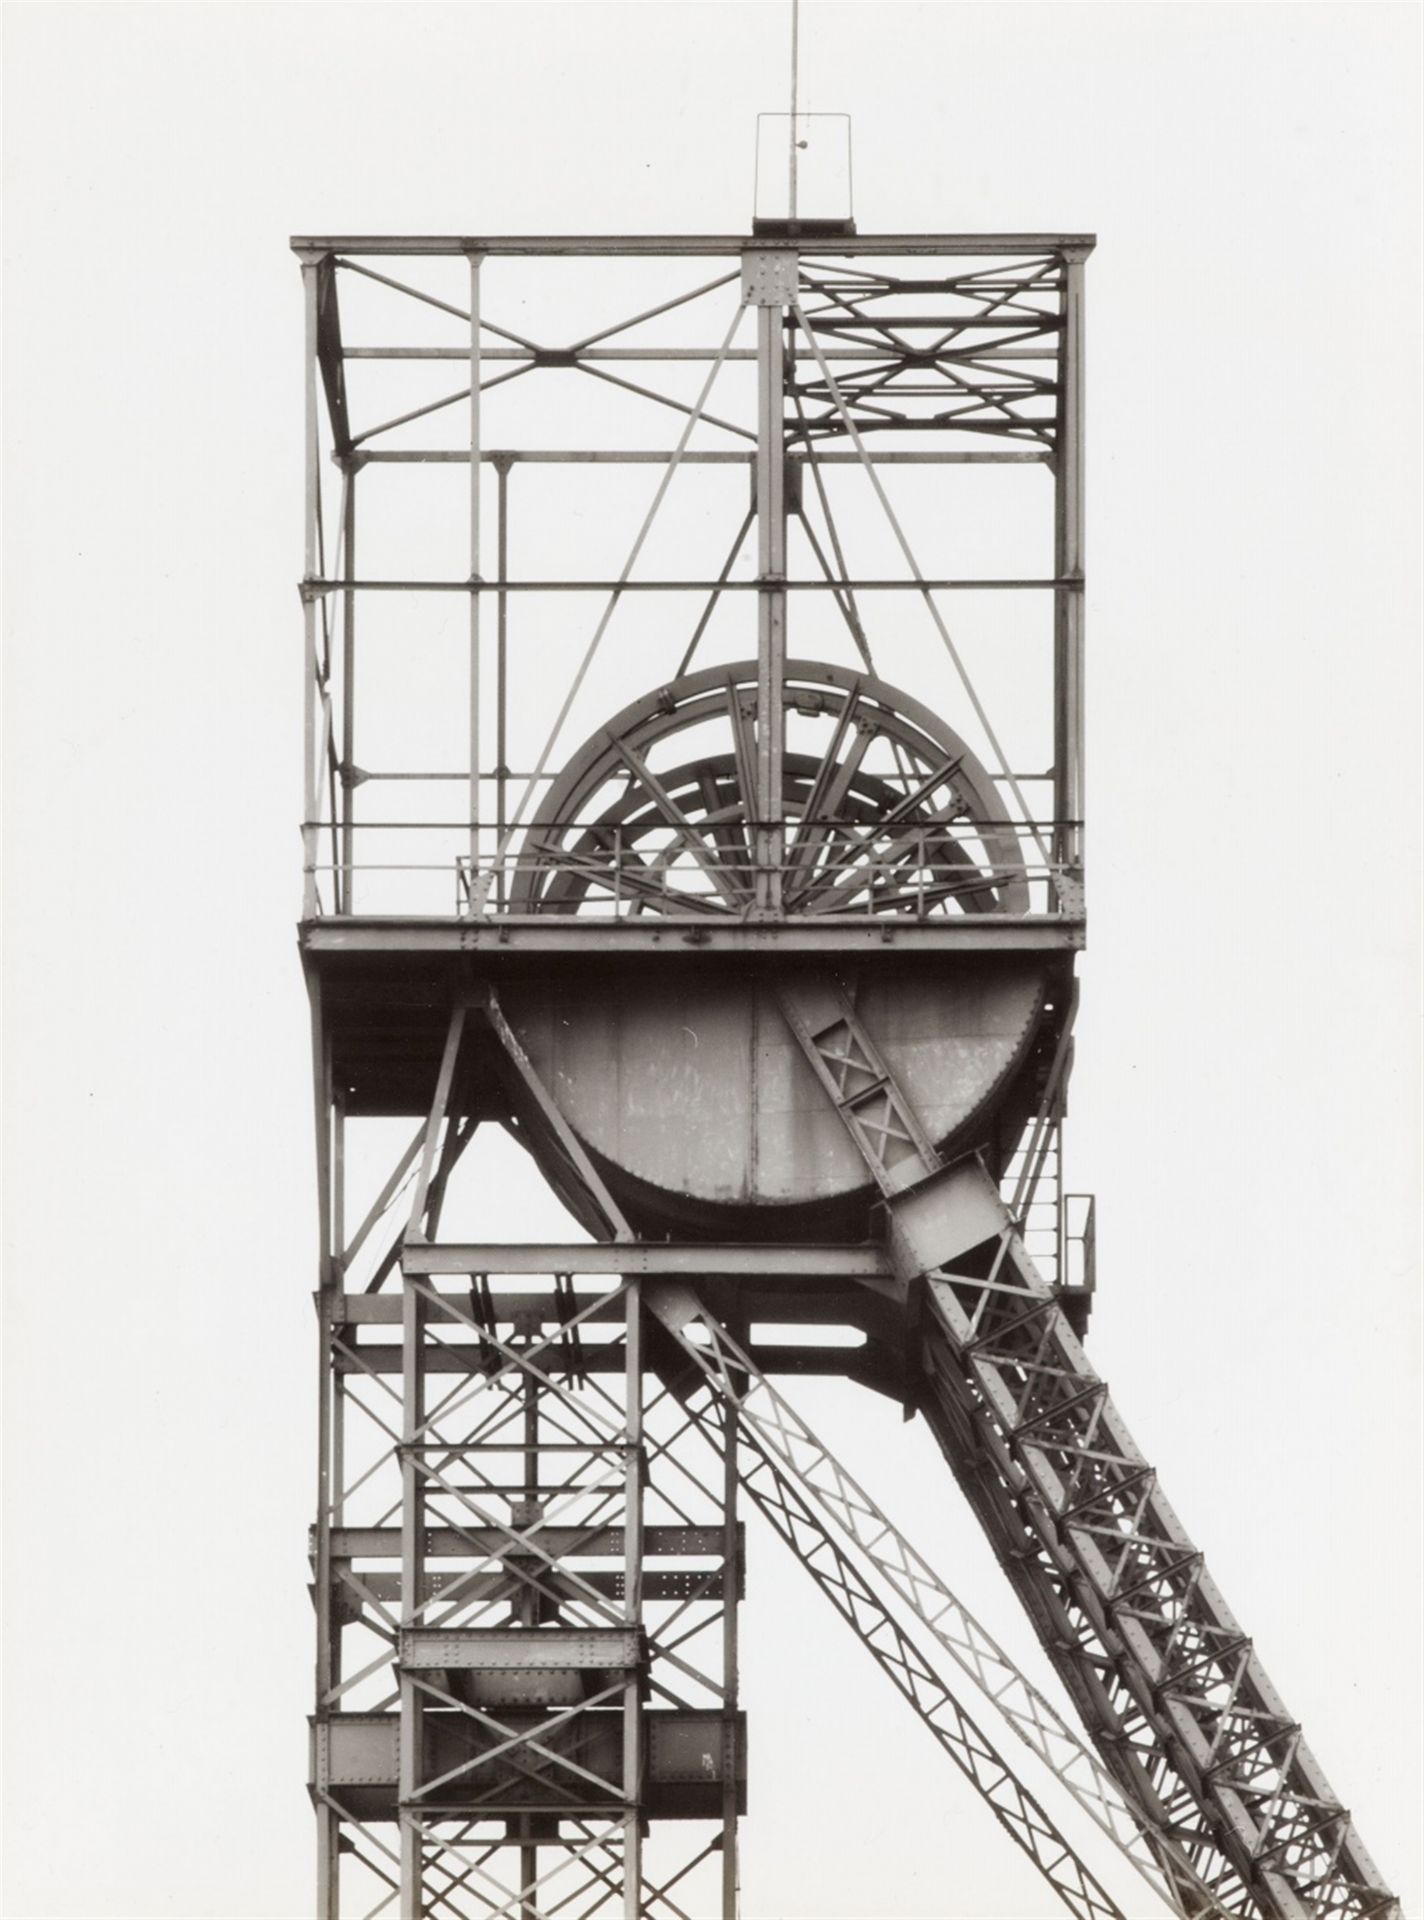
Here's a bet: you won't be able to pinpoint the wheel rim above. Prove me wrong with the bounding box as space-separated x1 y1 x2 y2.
512 659 1030 918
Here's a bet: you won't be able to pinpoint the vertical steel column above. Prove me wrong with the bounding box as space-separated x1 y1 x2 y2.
720 1403 740 1919
495 456 511 912
518 1333 540 1920
753 285 788 912
623 1282 645 1920
467 253 485 896
399 1019 458 1920
1053 252 1086 878
311 975 340 1917
301 258 322 919
302 269 337 1906
313 1316 341 1915
399 1280 428 1918
340 466 357 915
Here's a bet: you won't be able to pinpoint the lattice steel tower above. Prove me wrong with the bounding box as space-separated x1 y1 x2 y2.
297 166 1400 1920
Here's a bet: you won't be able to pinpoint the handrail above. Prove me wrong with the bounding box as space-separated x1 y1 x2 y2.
298 813 1085 921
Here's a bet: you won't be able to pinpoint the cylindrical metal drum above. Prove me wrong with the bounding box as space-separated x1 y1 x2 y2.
505 660 1050 1237
503 961 1048 1239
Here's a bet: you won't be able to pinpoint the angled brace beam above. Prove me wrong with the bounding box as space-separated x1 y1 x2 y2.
347 1124 425 1267
736 1443 1125 1920
408 1006 468 1235
646 1301 1128 1920
473 986 633 1244
646 1282 1232 1920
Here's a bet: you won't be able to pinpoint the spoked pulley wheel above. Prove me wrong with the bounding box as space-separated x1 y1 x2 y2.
512 660 1029 917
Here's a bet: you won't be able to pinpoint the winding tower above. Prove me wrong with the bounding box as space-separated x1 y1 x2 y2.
296 180 1400 1920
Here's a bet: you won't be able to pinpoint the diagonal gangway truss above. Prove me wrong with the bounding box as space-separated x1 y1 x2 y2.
748 975 1399 1920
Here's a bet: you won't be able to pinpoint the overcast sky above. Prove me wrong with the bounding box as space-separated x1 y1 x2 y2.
4 4 1421 1918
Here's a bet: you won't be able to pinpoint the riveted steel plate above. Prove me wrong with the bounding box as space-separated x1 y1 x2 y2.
465 1669 590 1708
311 1714 399 1788
399 1627 642 1671
740 249 799 306
889 1157 1015 1279
648 1712 744 1785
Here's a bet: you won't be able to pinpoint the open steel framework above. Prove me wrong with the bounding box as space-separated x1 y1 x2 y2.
297 232 1399 1920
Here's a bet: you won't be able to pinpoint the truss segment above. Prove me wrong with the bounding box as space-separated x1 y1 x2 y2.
771 977 1400 1920
644 1283 1236 1920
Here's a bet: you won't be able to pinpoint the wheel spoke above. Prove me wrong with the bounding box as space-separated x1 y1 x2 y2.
604 730 753 908
514 664 1019 919
786 683 864 879
724 676 760 834
798 803 1000 918
697 765 754 876
784 725 963 911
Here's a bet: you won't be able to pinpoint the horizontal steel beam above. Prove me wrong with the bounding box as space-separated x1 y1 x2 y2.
400 1242 891 1278
339 1287 891 1325
300 916 1084 956
302 576 1066 594
356 448 1050 465
323 1525 733 1559
311 1709 747 1799
351 1569 726 1604
346 348 1059 364
293 233 1096 258
401 1626 642 1669
335 1342 877 1377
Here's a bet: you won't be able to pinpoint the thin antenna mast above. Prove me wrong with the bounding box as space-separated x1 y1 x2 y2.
788 0 800 220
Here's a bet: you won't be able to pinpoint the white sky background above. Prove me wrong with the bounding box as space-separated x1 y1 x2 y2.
3 3 1421 1917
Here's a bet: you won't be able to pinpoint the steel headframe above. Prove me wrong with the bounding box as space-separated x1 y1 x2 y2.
299 228 1399 1920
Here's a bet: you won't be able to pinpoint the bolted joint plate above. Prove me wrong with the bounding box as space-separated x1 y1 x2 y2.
741 249 799 307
